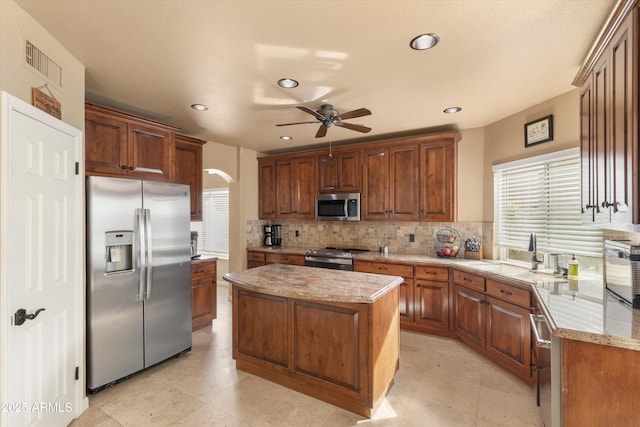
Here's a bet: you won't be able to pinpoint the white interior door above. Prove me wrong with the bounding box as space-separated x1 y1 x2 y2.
1 92 86 426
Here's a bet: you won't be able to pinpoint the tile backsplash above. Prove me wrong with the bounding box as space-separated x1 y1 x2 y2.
247 220 494 258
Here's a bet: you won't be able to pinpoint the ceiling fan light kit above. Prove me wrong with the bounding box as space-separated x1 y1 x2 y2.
276 103 372 138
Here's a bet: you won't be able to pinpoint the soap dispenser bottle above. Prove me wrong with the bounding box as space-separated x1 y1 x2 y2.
568 254 579 278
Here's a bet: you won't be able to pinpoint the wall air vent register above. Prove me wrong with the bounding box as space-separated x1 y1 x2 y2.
24 39 63 88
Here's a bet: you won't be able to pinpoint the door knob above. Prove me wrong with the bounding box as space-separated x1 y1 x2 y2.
14 308 45 326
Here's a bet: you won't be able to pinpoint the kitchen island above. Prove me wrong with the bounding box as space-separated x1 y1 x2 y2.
223 263 403 417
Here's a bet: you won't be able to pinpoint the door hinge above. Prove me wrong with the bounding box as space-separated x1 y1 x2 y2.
75 162 79 175
75 366 79 380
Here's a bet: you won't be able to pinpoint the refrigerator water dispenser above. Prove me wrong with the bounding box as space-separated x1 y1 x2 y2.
105 231 133 273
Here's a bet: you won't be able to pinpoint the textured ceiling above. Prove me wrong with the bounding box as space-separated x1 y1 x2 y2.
16 0 615 154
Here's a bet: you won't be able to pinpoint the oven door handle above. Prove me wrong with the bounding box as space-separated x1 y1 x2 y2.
529 314 552 349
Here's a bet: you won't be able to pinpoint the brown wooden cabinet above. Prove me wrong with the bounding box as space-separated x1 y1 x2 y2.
258 130 459 222
317 148 361 193
258 159 277 219
419 137 458 222
354 260 414 324
85 103 176 182
414 265 451 334
246 250 305 268
577 7 637 225
362 144 419 221
247 250 266 268
562 338 640 426
191 258 217 331
265 252 305 266
174 134 205 221
453 270 533 384
232 284 399 418
275 156 316 219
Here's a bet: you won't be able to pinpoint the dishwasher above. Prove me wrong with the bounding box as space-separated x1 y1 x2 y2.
530 310 561 427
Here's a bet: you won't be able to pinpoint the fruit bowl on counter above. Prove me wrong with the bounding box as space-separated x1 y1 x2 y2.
434 227 461 258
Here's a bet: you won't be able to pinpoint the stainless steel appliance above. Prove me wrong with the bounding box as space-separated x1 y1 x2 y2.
315 193 361 221
604 240 640 308
263 224 273 247
272 224 282 246
530 312 562 427
191 231 199 257
86 176 192 392
304 247 369 271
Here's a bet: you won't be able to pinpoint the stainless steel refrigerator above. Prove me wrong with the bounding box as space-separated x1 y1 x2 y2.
86 176 192 392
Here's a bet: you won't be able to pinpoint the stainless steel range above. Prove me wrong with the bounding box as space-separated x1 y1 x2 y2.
304 247 369 271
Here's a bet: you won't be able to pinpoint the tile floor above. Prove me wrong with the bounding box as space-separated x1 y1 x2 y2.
71 284 540 427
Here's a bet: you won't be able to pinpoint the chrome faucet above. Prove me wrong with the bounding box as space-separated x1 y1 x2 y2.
529 232 544 270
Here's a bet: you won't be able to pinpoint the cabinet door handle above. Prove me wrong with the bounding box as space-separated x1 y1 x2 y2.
129 166 134 170
121 165 128 169
585 204 597 209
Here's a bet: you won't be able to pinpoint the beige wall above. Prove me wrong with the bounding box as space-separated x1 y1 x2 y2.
482 89 580 221
201 142 259 275
0 0 85 131
457 127 485 221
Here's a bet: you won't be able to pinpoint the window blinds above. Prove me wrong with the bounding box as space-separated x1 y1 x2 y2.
493 148 602 257
193 188 229 255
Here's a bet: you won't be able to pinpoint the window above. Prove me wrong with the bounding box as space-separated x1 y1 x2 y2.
493 148 602 274
191 188 229 256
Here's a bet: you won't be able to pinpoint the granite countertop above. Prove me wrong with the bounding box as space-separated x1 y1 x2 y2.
245 246 640 351
223 263 403 304
191 253 218 263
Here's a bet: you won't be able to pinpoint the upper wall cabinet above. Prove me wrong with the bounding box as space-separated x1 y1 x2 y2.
174 134 206 221
362 143 420 221
275 156 316 220
317 148 361 193
419 134 459 222
576 3 638 226
258 130 459 222
85 103 177 182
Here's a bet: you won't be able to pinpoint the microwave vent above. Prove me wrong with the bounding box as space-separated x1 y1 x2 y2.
24 39 62 87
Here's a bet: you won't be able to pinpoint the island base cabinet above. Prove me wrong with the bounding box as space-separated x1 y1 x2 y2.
232 285 400 418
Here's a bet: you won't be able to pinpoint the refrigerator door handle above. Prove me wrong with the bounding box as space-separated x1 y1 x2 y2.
135 208 146 301
144 208 153 300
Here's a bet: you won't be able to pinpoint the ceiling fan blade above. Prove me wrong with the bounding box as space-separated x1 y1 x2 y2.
334 122 371 133
297 105 325 120
315 125 328 138
275 121 319 127
336 108 371 120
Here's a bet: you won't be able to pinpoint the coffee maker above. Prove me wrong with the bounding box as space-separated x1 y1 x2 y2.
272 224 282 246
263 225 273 247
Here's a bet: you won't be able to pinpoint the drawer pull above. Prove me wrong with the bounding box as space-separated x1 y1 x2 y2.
463 277 472 282
425 271 437 275
500 289 513 296
378 267 388 271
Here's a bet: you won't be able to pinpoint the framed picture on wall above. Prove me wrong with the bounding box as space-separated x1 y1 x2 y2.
524 115 553 147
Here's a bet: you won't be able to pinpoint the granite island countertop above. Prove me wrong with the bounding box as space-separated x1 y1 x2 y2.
223 263 402 304
246 246 640 351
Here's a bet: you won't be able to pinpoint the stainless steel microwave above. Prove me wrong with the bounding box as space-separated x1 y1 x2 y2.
315 193 361 221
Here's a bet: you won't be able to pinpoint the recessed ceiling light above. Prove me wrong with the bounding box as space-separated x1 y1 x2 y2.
410 33 439 50
280 135 293 141
277 78 299 88
190 104 208 111
443 107 462 114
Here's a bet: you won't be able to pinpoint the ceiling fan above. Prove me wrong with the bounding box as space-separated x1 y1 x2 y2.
276 104 372 138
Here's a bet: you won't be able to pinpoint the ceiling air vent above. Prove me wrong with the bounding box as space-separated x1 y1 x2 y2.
24 39 62 87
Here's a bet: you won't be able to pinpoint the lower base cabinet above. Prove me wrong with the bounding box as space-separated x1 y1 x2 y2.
453 270 533 384
232 285 399 417
191 258 217 331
